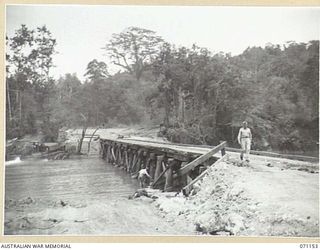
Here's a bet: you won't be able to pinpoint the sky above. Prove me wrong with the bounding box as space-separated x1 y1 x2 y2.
6 5 320 81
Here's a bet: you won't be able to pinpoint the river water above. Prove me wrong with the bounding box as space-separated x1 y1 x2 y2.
5 156 139 203
4 156 191 235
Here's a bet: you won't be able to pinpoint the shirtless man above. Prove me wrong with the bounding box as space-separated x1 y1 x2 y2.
237 121 252 162
138 168 151 188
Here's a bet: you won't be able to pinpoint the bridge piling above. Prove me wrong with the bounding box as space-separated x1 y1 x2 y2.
99 139 227 193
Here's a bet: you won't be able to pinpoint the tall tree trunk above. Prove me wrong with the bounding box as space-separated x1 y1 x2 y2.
210 87 219 142
6 80 12 121
177 86 185 128
78 113 88 154
19 91 22 136
77 127 87 154
163 90 170 127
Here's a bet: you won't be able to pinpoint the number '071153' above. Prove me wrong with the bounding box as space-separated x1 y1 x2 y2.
300 244 318 248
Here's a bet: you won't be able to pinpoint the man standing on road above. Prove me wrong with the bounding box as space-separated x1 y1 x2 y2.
237 121 252 162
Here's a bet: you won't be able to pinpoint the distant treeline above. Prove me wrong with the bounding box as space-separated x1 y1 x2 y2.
6 25 319 154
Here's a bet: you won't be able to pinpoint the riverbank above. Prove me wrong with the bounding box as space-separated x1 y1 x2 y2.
135 154 319 237
5 196 192 235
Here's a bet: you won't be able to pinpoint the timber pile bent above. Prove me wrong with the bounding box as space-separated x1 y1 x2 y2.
99 138 226 193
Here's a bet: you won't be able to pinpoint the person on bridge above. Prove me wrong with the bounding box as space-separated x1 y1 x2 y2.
138 168 151 188
237 121 252 162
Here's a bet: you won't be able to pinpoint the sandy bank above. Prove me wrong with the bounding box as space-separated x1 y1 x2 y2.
137 155 319 237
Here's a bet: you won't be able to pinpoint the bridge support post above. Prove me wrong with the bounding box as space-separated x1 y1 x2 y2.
119 145 126 168
148 153 156 180
132 149 143 175
154 155 164 182
110 144 116 164
123 148 129 171
104 143 109 162
127 148 133 172
129 149 137 173
100 142 105 159
115 144 121 167
107 144 113 163
164 158 174 192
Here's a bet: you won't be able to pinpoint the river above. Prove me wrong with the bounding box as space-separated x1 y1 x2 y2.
4 156 191 235
5 156 139 202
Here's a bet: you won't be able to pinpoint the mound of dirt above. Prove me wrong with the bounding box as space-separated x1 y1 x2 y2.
151 157 319 236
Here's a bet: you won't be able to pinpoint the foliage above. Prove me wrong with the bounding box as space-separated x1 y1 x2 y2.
84 59 109 81
6 25 319 154
104 27 164 80
150 41 319 153
6 25 57 139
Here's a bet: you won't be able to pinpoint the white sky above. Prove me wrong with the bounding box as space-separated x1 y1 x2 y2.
6 5 320 82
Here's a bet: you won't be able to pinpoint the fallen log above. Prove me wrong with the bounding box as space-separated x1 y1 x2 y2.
43 150 65 159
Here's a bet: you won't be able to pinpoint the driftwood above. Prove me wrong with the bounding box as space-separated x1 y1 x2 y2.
45 150 70 160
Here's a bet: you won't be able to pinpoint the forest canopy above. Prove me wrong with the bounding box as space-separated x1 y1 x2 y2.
6 25 319 155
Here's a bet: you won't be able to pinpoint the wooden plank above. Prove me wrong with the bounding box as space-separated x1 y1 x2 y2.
104 138 318 163
101 139 194 162
116 139 207 156
182 154 228 196
177 141 226 176
152 161 170 188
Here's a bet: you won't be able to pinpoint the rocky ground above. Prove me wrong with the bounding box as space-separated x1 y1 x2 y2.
135 154 319 237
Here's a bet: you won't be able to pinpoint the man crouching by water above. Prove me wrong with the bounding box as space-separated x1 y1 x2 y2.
237 121 252 162
138 168 151 188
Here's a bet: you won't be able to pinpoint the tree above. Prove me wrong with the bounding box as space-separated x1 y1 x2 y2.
7 25 57 138
50 73 82 128
84 59 109 81
151 43 237 144
9 25 56 90
104 27 164 80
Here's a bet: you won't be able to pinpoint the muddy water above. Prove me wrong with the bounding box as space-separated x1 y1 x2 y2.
5 156 139 203
4 156 191 235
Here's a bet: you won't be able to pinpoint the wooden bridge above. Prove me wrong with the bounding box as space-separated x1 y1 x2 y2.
99 133 318 194
99 137 227 193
